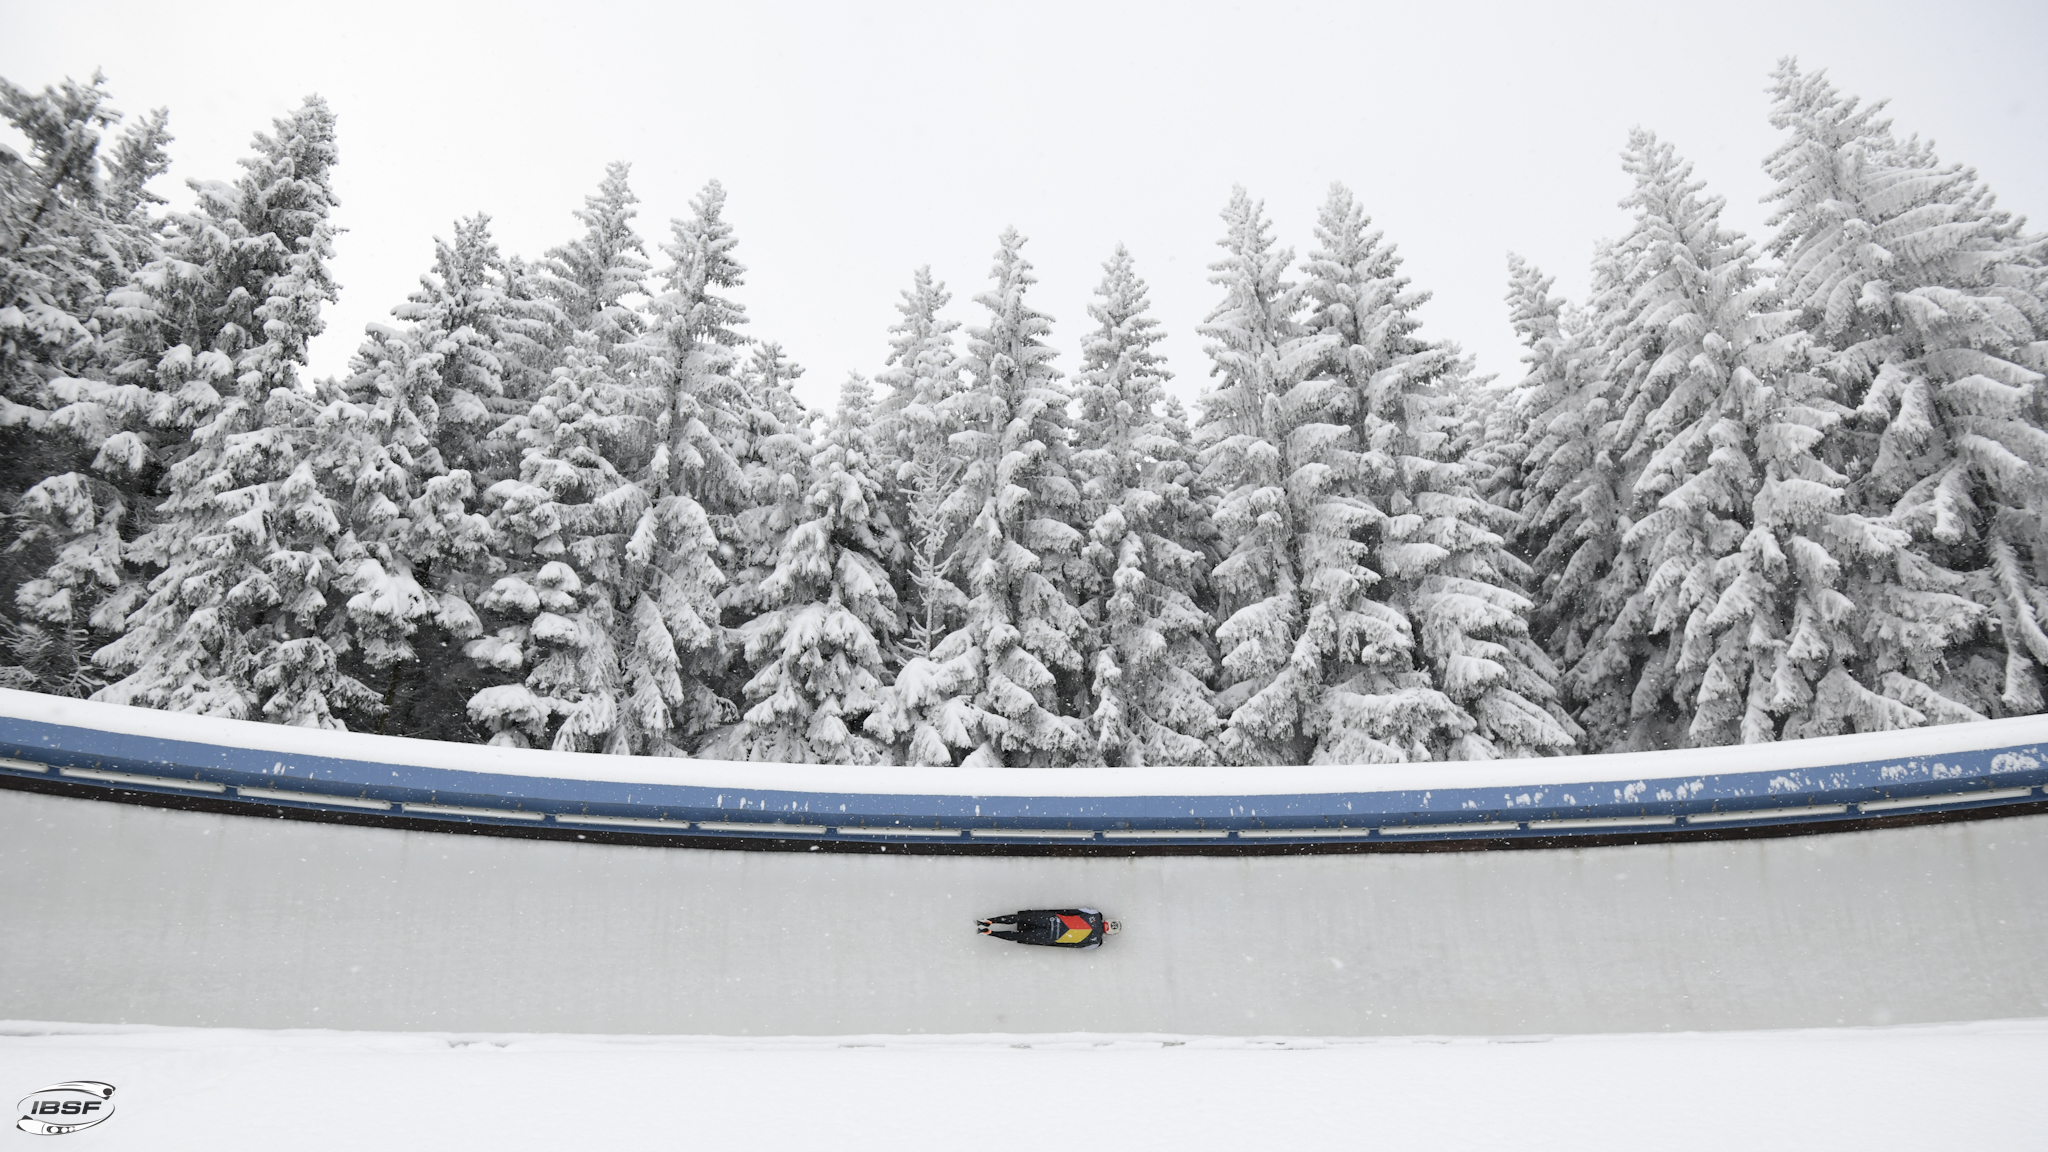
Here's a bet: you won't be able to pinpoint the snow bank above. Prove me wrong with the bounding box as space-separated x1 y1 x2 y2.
3 1018 2043 1151
8 685 2048 799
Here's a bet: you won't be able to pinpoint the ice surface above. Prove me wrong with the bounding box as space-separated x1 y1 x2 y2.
10 789 2048 1037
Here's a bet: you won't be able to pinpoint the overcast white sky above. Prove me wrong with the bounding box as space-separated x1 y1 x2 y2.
6 0 2043 412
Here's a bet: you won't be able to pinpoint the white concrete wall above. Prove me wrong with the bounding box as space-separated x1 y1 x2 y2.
6 788 2046 1035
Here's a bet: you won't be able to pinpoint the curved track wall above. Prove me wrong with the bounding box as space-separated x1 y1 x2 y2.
5 691 2048 850
5 691 2048 1035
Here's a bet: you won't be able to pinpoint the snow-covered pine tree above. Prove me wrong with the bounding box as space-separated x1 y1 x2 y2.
873 265 964 473
91 96 376 724
1070 244 1217 765
466 328 645 749
1289 184 1576 761
1491 257 1562 511
866 229 1088 766
335 322 443 692
1450 365 1522 519
464 167 669 750
244 384 382 728
707 333 813 751
0 73 167 392
333 215 531 738
100 102 174 227
1499 252 1623 678
1559 129 1893 749
390 214 551 478
0 72 162 426
615 176 762 748
835 370 874 432
1193 187 1317 765
647 177 748 516
742 339 809 428
870 266 966 672
1711 352 1895 743
892 441 962 664
538 161 649 352
489 249 566 428
2 73 170 695
861 429 972 765
703 339 839 757
1763 60 2048 726
703 370 898 763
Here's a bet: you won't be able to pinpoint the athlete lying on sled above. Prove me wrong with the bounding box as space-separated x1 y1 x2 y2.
977 908 1121 948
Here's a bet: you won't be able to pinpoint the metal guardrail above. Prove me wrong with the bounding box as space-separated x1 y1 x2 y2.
3 692 2047 853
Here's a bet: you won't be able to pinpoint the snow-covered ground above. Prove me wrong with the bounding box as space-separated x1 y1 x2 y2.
5 1018 2045 1150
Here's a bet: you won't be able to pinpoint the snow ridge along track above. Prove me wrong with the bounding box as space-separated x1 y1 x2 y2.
1 689 2046 851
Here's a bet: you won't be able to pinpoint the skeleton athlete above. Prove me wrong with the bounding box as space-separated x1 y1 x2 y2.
977 908 1121 948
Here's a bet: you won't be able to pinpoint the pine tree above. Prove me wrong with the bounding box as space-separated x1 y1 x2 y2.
1763 60 2048 726
467 329 644 749
1071 244 1217 765
2 73 170 695
333 215 528 738
465 167 670 750
626 178 765 737
871 266 966 672
247 386 381 727
835 370 875 432
1492 256 1564 512
92 97 371 724
703 371 898 762
1194 188 1317 765
873 265 963 472
391 213 550 476
1562 130 1874 749
0 72 159 425
1500 252 1622 681
648 177 748 512
893 445 963 667
742 339 808 428
1450 368 1522 518
1194 186 1574 765
539 161 649 350
0 615 102 696
866 229 1088 766
690 304 827 748
614 176 763 749
1290 184 1575 761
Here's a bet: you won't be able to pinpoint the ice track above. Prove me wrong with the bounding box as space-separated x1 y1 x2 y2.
4 688 2047 1035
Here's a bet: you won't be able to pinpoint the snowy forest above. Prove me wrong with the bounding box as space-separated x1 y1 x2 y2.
2 61 2044 767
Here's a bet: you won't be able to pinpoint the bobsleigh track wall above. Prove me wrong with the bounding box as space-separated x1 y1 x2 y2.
5 687 2048 1036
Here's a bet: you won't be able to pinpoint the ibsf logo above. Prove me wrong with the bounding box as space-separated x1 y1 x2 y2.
15 1082 116 1135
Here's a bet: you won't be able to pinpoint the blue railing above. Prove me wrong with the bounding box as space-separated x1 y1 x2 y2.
2 689 2044 850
